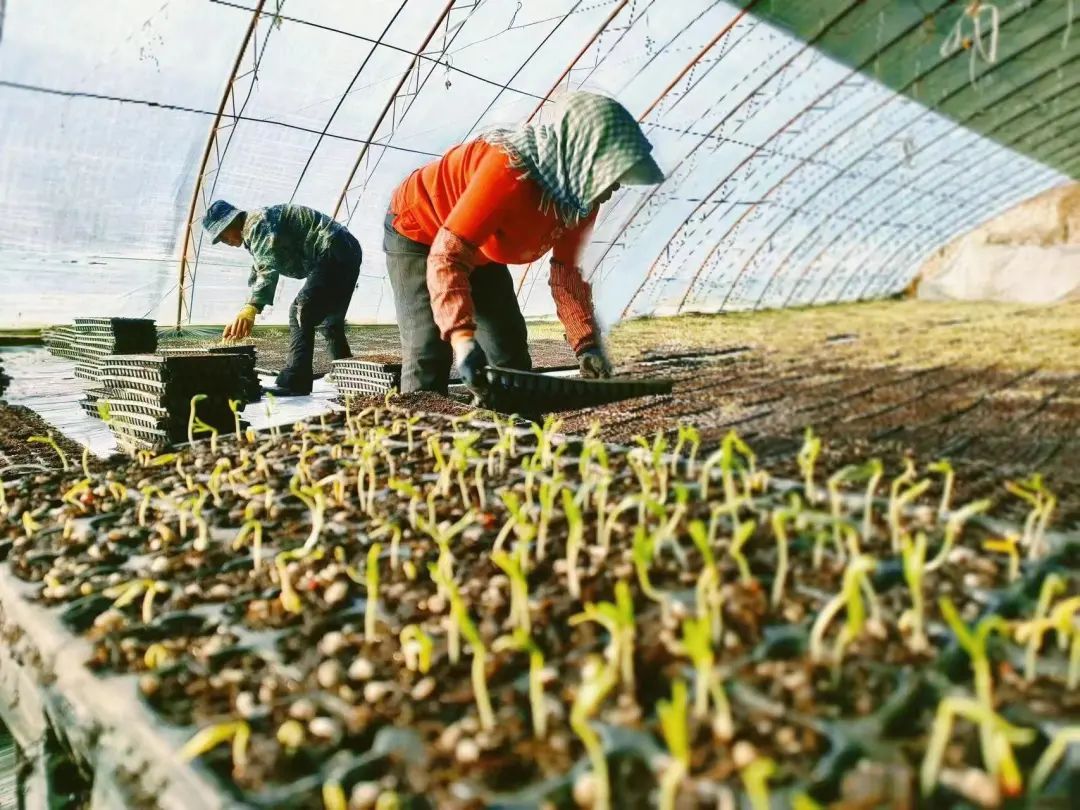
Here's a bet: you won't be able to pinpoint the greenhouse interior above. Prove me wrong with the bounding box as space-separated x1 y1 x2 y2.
0 0 1078 807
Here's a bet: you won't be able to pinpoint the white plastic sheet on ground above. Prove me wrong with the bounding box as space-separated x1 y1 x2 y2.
0 0 1069 328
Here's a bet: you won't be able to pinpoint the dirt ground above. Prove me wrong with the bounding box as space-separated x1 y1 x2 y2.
0 403 90 471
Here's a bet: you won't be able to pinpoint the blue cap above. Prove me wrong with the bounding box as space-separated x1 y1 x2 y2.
202 200 243 243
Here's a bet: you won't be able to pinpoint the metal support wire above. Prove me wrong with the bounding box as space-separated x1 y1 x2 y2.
174 0 279 330
735 8 1079 313
617 0 893 318
797 70 1080 308
331 0 460 222
287 0 410 205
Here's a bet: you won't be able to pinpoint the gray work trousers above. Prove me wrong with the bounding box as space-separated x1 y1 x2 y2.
383 212 530 394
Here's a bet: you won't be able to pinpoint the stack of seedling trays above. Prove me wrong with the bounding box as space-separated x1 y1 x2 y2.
99 353 254 451
0 358 8 398
159 345 261 403
72 317 157 382
330 356 402 398
480 366 673 415
41 324 80 361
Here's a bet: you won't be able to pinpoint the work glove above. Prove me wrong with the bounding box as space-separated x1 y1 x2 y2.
577 345 612 379
452 334 489 394
223 305 257 341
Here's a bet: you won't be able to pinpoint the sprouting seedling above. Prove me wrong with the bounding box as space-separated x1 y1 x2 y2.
187 394 219 452
27 434 70 471
399 624 434 674
920 695 1034 799
797 427 822 503
928 459 955 519
688 521 723 643
491 550 530 633
1004 474 1057 559
729 519 757 584
431 565 495 731
289 479 327 552
809 555 877 666
492 490 533 555
1045 596 1080 689
275 551 303 614
233 519 265 572
656 679 690 810
418 511 476 595
740 756 777 810
371 521 403 573
570 656 617 810
228 398 244 440
671 424 701 476
21 511 41 538
62 479 92 511
363 543 382 642
1012 574 1067 682
322 780 347 810
1030 726 1080 795
562 488 585 599
388 478 421 530
888 478 931 552
80 445 92 479
679 616 730 739
926 498 992 571
570 582 636 690
179 720 251 778
535 472 564 561
887 458 917 540
632 525 667 612
899 532 929 652
982 535 1020 582
494 629 548 739
769 499 800 608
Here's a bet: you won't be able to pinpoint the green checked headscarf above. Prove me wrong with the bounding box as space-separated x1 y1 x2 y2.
483 91 659 226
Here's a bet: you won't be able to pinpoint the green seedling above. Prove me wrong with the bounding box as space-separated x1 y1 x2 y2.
797 427 822 504
104 578 168 624
1030 726 1080 794
62 479 92 511
491 550 531 633
920 695 1035 799
187 394 220 452
494 629 548 739
562 488 586 599
418 511 476 596
289 479 326 552
399 624 434 674
388 478 421 529
493 491 535 556
729 519 757 584
431 565 495 731
632 525 667 613
228 398 244 440
888 478 931 552
275 552 303 614
365 543 382 642
529 414 562 469
451 432 481 507
180 720 251 778
1013 575 1068 682
21 512 41 539
982 535 1020 582
1004 474 1057 559
232 520 265 572
371 521 403 573
928 459 955 518
769 499 801 608
1045 596 1080 689
80 445 92 479
809 555 877 667
688 521 723 643
899 532 929 652
144 643 171 669
570 582 636 690
656 679 690 810
570 656 617 810
535 473 564 561
740 756 777 810
671 424 701 475
926 498 992 571
28 434 70 471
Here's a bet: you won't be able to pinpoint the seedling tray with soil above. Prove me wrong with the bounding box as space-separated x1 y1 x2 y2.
0 392 1076 808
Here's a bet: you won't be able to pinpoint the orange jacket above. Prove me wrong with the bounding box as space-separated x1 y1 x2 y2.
390 140 598 352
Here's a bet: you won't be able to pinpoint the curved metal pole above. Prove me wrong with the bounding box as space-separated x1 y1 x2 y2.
175 0 267 330
796 79 1080 308
526 0 631 121
614 0 895 318
332 0 457 221
738 11 1078 312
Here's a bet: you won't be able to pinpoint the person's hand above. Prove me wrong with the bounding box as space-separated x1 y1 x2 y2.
223 305 257 341
452 333 489 392
577 345 612 379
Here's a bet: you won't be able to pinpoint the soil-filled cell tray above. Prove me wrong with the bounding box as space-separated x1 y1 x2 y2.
479 366 673 414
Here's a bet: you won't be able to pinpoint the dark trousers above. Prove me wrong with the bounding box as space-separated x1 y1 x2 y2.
383 212 530 394
276 236 362 393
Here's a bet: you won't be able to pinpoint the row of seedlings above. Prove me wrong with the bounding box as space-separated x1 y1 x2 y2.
1 402 1076 808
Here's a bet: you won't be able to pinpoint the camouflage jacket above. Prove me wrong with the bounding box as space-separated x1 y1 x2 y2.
242 204 359 311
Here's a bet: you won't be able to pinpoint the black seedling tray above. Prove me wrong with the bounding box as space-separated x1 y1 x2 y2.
479 366 673 414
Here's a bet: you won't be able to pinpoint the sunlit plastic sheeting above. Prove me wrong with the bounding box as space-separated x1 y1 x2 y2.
0 0 1072 329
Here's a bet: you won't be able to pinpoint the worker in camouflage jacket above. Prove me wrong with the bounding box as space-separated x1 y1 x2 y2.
202 201 363 395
